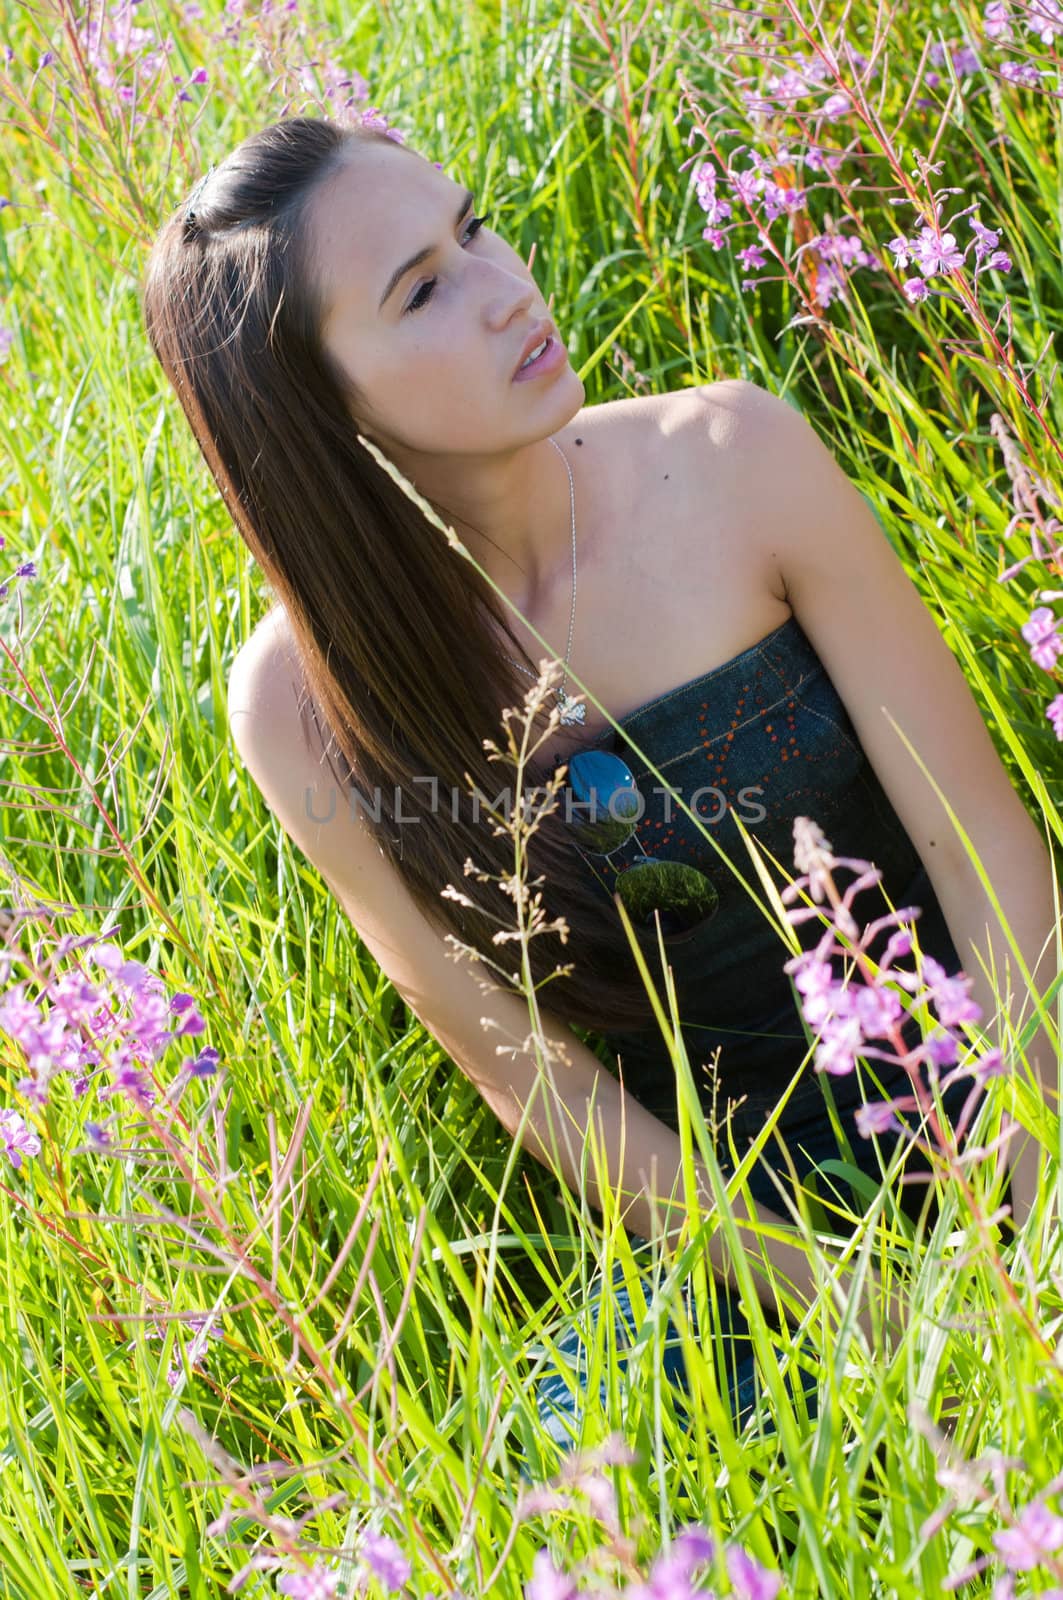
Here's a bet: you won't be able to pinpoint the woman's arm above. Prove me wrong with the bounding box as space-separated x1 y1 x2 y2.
728 380 1061 1234
931 835 1060 1229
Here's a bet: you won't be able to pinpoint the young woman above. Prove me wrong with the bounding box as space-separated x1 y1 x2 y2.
143 115 1055 1447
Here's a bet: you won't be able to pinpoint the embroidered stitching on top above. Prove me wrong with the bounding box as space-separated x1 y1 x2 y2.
631 663 822 775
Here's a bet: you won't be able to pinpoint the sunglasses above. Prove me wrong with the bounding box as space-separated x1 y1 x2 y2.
557 749 720 937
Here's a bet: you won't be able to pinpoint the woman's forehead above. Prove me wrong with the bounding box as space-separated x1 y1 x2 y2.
311 144 464 330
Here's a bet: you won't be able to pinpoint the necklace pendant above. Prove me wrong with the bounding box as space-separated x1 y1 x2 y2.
556 689 587 726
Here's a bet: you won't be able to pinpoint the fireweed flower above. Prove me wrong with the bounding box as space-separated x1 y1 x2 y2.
0 546 38 598
886 212 1011 300
361 1532 412 1591
181 1044 221 1080
781 817 999 1141
0 1107 41 1170
998 59 1048 87
0 930 216 1142
725 1544 785 1600
276 1567 340 1599
956 212 1013 274
631 1526 718 1598
993 1497 1063 1569
525 1547 576 1600
984 0 1014 39
692 133 1003 315
1048 694 1063 739
81 1120 116 1154
911 226 966 277
146 1310 224 1389
517 1451 780 1600
1025 0 1063 45
1022 606 1063 671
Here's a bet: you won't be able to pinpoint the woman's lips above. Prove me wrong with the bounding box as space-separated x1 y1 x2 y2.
512 335 566 383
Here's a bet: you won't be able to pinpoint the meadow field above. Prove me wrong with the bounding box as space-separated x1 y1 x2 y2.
1 0 1062 1592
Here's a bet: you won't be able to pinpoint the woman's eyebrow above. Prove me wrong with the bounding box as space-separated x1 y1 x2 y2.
378 189 476 312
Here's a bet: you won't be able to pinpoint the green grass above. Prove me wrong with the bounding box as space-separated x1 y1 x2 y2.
1 0 1062 1592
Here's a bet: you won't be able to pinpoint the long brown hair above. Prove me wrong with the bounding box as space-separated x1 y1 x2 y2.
141 114 666 1033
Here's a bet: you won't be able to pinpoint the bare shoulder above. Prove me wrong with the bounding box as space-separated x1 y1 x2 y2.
677 375 818 464
226 603 343 843
614 376 783 469
677 376 844 567
592 378 769 497
673 374 759 433
227 603 309 756
226 605 389 913
672 378 791 605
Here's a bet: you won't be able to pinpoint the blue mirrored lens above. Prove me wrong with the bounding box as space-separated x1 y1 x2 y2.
566 750 640 850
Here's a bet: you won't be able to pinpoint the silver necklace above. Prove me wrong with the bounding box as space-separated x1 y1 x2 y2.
504 435 586 726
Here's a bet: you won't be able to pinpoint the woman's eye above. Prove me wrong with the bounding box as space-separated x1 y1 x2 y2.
404 212 492 315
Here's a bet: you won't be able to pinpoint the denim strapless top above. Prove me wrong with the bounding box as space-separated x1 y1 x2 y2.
554 612 973 1201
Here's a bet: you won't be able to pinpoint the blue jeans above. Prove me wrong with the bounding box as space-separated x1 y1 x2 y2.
531 1234 820 1450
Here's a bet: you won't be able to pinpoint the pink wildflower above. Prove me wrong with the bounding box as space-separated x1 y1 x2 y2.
1047 693 1063 739
362 1532 412 1591
525 1546 577 1600
1022 606 1063 671
0 1108 40 1170
993 1498 1063 1569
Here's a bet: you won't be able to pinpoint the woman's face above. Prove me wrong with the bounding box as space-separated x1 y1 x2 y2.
309 140 583 466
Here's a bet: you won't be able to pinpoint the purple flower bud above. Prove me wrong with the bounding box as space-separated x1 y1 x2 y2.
526 1546 577 1600
973 1045 1006 1081
926 1027 960 1066
814 1013 864 1076
1021 606 1062 670
16 1075 51 1108
1048 693 1063 740
673 1526 716 1567
993 1498 1063 1569
0 1108 41 1169
855 1100 902 1138
189 1046 220 1077
101 1063 156 1107
983 0 1014 39
277 1566 340 1598
852 982 904 1038
362 1532 412 1591
726 1542 785 1599
881 926 914 966
921 955 983 1028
